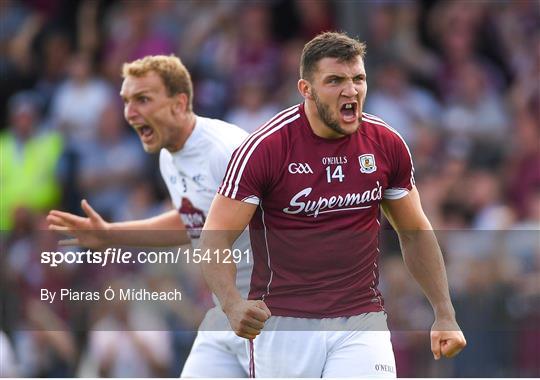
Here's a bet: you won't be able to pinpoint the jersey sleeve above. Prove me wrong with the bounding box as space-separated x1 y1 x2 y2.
217 136 275 205
384 132 415 200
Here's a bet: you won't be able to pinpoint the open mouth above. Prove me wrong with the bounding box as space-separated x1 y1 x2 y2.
135 124 154 142
340 102 357 123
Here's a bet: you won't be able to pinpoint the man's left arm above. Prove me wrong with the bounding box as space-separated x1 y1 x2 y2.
381 186 466 360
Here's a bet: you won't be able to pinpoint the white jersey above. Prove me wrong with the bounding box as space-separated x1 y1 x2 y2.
159 116 252 298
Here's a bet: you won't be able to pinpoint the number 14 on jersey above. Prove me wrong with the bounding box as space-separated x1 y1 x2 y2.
326 165 345 183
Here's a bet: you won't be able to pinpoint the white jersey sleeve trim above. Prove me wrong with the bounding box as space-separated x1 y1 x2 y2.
383 188 410 200
241 195 260 205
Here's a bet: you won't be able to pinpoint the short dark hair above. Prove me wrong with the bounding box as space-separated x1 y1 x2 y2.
300 32 367 81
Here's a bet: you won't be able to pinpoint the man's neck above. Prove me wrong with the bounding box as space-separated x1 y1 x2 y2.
168 112 197 152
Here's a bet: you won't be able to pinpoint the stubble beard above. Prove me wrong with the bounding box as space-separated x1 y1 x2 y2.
312 90 349 136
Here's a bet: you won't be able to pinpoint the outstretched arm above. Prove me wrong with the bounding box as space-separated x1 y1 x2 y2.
200 194 271 339
381 186 466 360
47 199 190 248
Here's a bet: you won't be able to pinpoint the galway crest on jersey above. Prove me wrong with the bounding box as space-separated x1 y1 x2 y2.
358 154 377 174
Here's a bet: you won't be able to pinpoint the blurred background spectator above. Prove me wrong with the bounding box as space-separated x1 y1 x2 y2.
0 329 19 377
0 91 63 231
225 80 279 133
50 51 115 150
75 102 145 220
1 0 538 377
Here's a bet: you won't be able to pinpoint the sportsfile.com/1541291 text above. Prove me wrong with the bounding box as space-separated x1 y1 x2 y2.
40 247 250 267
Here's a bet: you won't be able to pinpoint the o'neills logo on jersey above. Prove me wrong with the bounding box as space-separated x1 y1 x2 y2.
283 181 383 218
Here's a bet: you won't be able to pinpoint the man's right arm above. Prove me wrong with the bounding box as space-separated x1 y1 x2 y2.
47 199 190 247
200 194 271 339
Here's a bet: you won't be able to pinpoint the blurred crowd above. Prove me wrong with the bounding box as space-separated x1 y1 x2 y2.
1 0 539 377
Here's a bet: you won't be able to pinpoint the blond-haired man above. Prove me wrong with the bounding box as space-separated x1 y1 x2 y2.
48 55 253 377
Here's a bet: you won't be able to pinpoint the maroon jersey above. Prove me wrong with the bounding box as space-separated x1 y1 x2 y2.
218 104 414 318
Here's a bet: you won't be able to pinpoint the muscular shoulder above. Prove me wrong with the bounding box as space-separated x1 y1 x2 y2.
218 105 303 200
194 117 252 184
237 104 303 157
360 112 410 151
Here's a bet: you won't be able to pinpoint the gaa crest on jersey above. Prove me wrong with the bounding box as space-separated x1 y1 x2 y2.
358 154 377 174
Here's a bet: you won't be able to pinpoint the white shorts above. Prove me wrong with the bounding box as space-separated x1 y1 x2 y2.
250 311 396 378
180 306 249 378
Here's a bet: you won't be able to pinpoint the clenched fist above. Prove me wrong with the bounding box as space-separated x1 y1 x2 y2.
224 299 271 339
430 318 467 360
